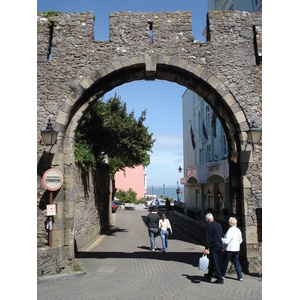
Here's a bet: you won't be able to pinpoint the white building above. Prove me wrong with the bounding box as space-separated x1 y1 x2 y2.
181 89 231 219
207 0 262 13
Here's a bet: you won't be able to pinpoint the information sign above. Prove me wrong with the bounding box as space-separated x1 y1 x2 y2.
47 204 56 216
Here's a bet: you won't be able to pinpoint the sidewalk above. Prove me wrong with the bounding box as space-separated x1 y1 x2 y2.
167 209 207 246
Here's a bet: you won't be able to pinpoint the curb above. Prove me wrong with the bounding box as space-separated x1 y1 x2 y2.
37 271 87 284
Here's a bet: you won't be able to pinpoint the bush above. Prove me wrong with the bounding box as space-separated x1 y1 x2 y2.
115 188 137 203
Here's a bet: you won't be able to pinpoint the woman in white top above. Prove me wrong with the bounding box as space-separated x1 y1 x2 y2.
159 214 173 252
221 217 243 281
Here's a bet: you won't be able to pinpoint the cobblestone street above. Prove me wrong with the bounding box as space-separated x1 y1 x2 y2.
37 206 262 300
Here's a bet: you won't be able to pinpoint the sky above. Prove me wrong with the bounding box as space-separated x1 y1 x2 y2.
36 0 209 187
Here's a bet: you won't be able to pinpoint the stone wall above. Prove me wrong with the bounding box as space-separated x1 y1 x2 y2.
73 168 100 251
37 165 100 276
37 10 262 274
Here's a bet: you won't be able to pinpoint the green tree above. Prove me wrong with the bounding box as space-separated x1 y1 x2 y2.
75 94 155 176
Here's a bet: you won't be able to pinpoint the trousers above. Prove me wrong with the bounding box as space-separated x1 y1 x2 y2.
221 251 243 279
148 228 158 250
160 229 169 252
207 247 223 280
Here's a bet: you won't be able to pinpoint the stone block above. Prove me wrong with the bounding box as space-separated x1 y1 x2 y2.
207 75 221 89
234 109 246 124
56 110 69 126
245 225 258 244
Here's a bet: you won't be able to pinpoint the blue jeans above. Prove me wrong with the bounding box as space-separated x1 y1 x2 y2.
207 247 223 280
148 228 158 250
160 229 169 252
221 251 243 279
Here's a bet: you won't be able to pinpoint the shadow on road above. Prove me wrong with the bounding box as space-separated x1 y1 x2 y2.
76 250 200 268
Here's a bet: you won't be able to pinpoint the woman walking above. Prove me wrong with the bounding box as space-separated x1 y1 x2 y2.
221 217 243 281
159 213 173 252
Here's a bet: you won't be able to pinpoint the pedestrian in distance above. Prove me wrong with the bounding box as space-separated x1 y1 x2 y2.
147 208 160 251
155 198 159 209
221 217 243 281
165 197 170 214
159 213 173 252
203 213 224 284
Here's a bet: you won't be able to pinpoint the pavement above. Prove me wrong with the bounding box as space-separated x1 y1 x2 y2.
37 204 262 300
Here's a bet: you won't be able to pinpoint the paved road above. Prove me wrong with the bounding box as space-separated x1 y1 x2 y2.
37 205 262 300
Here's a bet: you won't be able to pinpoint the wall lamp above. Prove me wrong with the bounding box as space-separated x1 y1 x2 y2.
207 189 211 197
41 117 58 149
247 120 262 146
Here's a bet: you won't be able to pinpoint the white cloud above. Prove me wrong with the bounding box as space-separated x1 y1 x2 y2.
152 134 183 149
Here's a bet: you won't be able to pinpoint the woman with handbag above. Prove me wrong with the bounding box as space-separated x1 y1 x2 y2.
159 213 173 252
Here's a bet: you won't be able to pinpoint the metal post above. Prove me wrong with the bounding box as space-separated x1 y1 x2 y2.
49 191 53 247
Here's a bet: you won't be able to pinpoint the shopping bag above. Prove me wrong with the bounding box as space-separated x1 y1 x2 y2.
199 254 209 272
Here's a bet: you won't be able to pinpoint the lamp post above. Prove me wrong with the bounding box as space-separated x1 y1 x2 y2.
247 120 262 147
177 166 182 203
207 189 211 209
41 117 59 247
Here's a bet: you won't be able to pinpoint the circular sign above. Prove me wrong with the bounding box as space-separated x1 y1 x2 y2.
42 168 63 191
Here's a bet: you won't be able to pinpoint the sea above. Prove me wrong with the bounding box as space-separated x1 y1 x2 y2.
146 186 184 200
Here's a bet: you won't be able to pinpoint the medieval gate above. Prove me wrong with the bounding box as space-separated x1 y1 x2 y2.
37 10 262 275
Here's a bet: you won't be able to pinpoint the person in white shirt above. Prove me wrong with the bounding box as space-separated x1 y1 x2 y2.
159 214 173 252
221 217 243 281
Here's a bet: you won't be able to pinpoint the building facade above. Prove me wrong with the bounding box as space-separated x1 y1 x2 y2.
114 165 147 200
181 90 231 219
208 0 262 13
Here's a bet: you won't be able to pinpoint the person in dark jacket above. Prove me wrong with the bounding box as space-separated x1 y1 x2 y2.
147 208 160 251
203 213 224 284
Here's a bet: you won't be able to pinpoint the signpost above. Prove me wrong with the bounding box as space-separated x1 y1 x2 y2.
42 168 63 247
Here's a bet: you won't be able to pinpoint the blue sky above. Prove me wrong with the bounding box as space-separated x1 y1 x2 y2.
36 0 209 187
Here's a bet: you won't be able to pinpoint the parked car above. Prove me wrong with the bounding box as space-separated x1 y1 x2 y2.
112 202 117 213
145 198 156 207
114 197 124 207
149 198 174 209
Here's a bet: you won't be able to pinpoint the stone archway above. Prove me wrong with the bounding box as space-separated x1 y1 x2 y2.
37 10 262 274
53 57 249 266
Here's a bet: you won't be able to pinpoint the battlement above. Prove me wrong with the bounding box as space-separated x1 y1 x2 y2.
109 11 193 44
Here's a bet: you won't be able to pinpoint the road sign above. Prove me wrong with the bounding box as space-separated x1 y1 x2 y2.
42 168 63 191
47 204 56 216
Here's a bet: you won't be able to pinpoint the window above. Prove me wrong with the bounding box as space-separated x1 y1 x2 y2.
199 148 204 166
206 105 211 131
221 128 228 157
205 144 211 163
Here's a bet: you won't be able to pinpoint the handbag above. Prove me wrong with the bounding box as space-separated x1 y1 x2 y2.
198 254 209 272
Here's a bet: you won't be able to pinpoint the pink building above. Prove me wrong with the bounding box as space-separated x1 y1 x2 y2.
114 165 147 200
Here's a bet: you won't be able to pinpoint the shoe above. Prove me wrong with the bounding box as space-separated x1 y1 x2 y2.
204 274 212 282
151 248 155 251
214 279 224 284
238 278 243 281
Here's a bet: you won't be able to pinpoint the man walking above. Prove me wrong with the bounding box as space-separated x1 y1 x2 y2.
203 213 224 284
147 208 160 251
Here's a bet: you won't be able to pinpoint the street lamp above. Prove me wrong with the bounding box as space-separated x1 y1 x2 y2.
41 117 58 147
247 120 262 145
178 166 182 173
41 117 59 247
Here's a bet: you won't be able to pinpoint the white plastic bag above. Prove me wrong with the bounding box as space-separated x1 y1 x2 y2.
199 254 209 272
